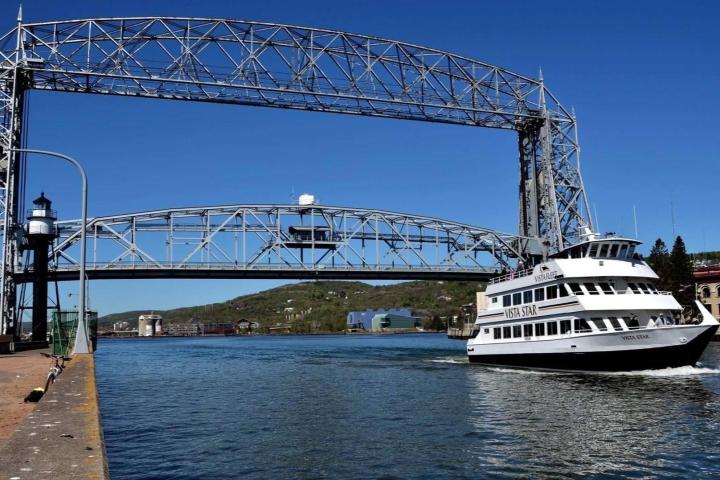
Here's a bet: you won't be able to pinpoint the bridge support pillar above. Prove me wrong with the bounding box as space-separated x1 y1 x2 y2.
518 117 544 241
0 70 27 338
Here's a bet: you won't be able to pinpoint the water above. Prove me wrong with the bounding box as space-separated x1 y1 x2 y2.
95 335 720 479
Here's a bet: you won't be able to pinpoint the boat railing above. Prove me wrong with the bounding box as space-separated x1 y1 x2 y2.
490 267 534 284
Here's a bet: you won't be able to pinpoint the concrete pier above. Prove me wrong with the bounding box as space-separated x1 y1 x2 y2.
0 354 109 480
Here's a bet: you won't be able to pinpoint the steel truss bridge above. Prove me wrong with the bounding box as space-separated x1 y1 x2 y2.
0 15 593 331
13 204 534 282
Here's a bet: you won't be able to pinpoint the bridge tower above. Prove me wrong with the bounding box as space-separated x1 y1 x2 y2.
0 16 594 333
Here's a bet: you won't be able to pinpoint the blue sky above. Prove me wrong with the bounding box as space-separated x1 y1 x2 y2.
2 1 719 315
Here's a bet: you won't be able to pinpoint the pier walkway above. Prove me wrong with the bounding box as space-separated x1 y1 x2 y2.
0 354 109 480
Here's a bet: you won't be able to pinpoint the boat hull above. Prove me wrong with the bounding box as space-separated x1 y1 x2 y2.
467 324 718 371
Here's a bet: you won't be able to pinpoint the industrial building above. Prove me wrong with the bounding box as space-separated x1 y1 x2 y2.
166 323 201 336
113 321 131 332
200 323 236 335
370 313 419 331
346 308 414 331
138 314 163 336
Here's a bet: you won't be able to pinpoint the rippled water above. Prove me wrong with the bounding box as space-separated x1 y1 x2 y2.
95 335 720 479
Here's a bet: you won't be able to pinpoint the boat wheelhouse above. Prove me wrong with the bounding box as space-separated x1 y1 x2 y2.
466 237 719 371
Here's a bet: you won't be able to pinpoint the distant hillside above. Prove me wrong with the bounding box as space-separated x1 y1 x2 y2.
99 280 484 332
692 251 720 265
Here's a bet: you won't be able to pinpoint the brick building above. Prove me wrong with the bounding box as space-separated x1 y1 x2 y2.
694 265 720 319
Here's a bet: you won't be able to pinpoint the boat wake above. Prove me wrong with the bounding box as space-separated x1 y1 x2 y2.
482 365 720 377
487 367 565 375
599 365 720 377
427 357 467 364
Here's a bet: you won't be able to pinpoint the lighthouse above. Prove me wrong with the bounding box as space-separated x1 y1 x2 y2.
26 192 58 342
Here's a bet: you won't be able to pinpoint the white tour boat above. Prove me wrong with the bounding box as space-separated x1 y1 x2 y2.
467 236 719 371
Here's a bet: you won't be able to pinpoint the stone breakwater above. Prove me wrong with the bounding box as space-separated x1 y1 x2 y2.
0 354 109 480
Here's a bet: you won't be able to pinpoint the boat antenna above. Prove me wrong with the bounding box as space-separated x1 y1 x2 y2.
593 203 600 233
633 205 639 239
670 200 676 237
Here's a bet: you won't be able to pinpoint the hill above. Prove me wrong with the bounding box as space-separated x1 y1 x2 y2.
692 251 720 265
99 280 484 332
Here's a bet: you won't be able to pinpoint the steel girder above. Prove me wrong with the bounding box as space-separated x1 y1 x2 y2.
16 204 534 282
0 16 593 331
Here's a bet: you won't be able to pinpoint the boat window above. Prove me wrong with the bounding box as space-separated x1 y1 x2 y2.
512 325 522 338
598 282 614 294
628 282 641 294
609 244 620 257
523 324 532 337
568 283 584 295
618 244 628 258
560 319 571 334
627 245 636 258
484 328 490 334
512 292 522 305
599 244 609 257
523 290 533 304
590 317 607 331
547 321 558 335
637 283 650 294
625 316 640 330
491 297 498 303
503 295 511 307
584 283 599 295
609 318 622 331
493 328 501 339
535 323 545 336
546 285 558 299
559 284 570 297
646 283 658 294
503 326 511 338
589 244 599 257
534 288 545 302
574 318 592 333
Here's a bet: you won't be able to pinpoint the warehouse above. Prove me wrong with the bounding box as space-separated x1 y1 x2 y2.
346 308 412 331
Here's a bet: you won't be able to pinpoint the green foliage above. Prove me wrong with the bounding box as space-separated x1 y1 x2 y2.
421 315 446 331
691 250 720 264
646 238 670 291
669 236 695 306
98 280 484 333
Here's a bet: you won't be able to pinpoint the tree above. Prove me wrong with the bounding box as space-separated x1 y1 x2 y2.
647 238 670 291
669 236 695 306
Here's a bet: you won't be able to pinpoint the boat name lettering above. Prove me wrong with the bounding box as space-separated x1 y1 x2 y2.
534 271 557 283
504 305 537 319
621 334 649 341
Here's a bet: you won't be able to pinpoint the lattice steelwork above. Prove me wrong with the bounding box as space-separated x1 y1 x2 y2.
0 16 593 332
16 204 533 282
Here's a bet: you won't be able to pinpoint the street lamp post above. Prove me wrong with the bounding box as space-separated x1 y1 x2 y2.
10 148 90 354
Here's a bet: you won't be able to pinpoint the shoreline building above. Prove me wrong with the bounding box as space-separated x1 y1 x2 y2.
695 265 720 320
346 308 414 331
693 265 720 340
138 314 163 336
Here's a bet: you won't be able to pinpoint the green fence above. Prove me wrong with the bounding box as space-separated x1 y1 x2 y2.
50 311 98 356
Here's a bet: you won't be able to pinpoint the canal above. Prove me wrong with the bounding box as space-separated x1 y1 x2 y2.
96 334 720 479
